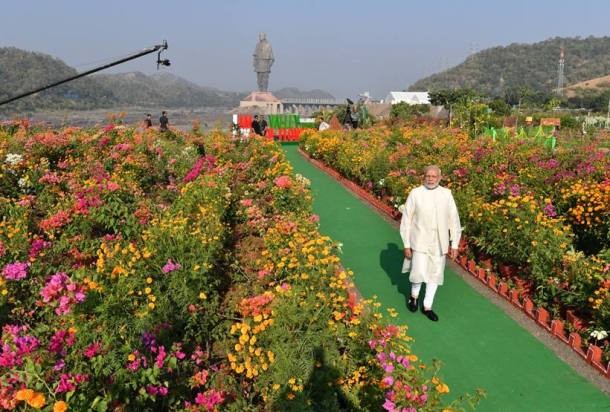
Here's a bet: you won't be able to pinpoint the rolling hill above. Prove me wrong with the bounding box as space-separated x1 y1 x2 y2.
409 36 610 96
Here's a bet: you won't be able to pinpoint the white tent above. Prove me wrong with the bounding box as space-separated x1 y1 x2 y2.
384 91 430 105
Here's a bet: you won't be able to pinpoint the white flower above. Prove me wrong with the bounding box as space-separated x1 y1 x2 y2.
18 177 29 188
377 179 385 187
5 153 23 166
295 174 310 187
590 330 608 341
336 242 343 253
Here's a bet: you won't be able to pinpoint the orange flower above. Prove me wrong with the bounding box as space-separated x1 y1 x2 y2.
435 383 450 394
27 392 46 409
53 401 69 412
14 388 34 401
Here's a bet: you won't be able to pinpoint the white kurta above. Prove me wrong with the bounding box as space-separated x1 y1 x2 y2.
399 185 461 286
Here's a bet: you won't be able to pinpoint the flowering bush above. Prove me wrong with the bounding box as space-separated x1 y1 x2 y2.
0 124 480 410
301 124 610 358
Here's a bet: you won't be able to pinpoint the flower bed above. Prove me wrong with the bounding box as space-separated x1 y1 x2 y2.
300 126 610 363
0 123 480 410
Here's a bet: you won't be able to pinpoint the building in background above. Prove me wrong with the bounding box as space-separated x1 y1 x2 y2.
384 91 430 105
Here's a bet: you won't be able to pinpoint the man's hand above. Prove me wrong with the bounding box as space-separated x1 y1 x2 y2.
448 248 458 260
404 248 412 259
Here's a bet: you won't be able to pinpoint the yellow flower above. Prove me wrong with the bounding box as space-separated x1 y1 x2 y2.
199 292 207 300
146 277 153 284
148 302 155 309
435 383 450 393
144 287 151 294
128 353 136 362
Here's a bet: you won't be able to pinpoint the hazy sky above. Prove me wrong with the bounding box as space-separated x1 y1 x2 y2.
1 0 609 99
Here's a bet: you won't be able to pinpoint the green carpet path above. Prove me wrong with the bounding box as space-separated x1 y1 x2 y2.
283 145 610 411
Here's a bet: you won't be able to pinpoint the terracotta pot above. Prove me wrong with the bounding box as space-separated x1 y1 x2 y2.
566 309 585 331
479 256 493 270
458 238 469 254
498 263 518 278
514 278 533 297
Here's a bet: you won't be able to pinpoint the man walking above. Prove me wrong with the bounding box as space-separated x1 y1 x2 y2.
400 165 461 321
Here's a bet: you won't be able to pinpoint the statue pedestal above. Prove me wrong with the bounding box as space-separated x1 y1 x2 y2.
239 91 283 114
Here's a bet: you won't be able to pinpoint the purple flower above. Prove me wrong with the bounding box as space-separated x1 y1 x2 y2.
509 184 521 197
543 202 557 218
2 262 29 280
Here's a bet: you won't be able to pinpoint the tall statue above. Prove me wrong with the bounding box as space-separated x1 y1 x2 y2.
253 33 274 92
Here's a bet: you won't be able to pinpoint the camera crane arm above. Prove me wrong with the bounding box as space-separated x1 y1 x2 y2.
0 40 170 107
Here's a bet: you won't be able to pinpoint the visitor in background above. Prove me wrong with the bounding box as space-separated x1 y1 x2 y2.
318 116 330 131
259 115 268 136
144 113 152 129
400 165 462 322
159 111 169 132
251 114 262 135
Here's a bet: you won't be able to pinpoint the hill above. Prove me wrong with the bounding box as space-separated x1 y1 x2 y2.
94 72 245 108
0 47 117 112
564 73 610 97
409 36 610 96
272 87 335 100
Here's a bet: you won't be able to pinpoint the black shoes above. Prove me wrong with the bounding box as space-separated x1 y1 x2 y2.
407 296 418 312
422 308 439 322
408 296 439 321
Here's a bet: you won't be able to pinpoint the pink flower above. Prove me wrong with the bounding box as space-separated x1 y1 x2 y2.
274 175 292 189
28 239 51 258
162 259 182 273
156 345 166 368
40 272 86 315
84 342 101 358
103 124 115 132
183 155 216 183
382 376 394 386
106 181 120 192
382 399 396 412
195 390 225 410
2 262 29 280
38 172 61 184
39 210 71 231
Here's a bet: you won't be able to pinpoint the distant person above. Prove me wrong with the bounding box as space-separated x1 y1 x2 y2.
144 113 152 129
159 111 169 132
318 116 330 131
259 115 268 136
344 99 354 128
251 114 262 135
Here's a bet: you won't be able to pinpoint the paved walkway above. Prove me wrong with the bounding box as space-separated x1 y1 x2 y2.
284 145 610 411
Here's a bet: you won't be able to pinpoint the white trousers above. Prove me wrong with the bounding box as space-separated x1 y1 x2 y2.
411 282 438 310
